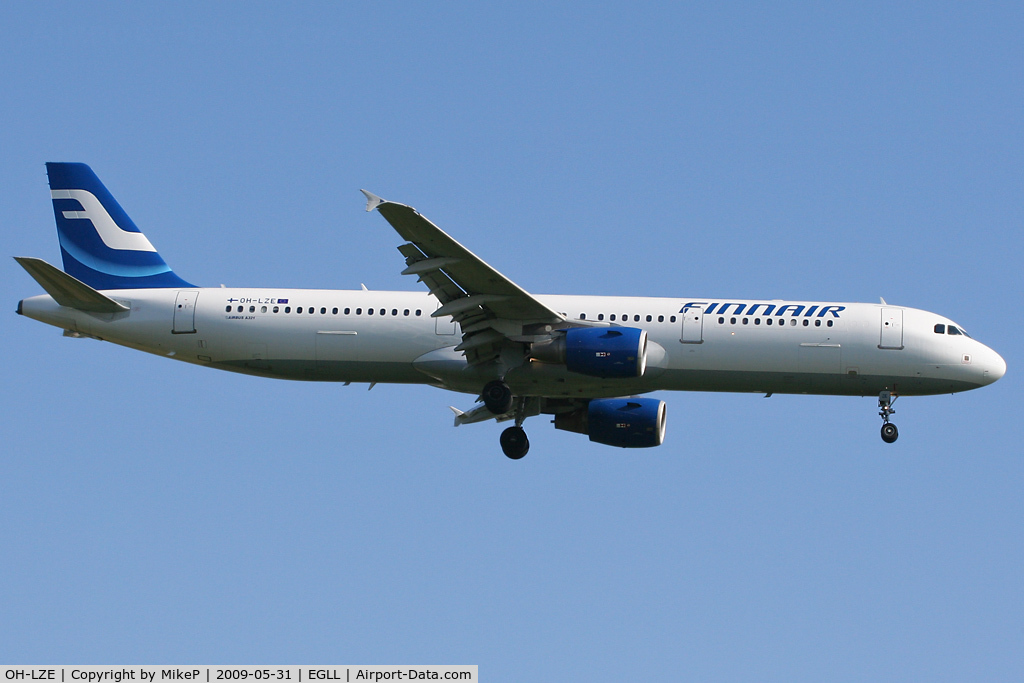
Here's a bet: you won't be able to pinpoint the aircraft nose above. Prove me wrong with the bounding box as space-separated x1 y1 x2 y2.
979 346 1006 385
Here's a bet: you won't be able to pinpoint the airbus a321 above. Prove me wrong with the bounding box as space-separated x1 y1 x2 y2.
16 163 1006 458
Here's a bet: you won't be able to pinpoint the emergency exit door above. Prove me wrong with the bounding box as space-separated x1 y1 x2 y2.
435 302 457 335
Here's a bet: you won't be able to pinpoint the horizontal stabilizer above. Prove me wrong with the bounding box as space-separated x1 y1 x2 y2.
14 257 129 313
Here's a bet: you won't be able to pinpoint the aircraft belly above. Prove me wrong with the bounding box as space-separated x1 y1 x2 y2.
212 358 427 383
647 368 977 396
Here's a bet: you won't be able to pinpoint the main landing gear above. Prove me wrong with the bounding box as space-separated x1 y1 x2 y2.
481 380 530 459
500 394 532 460
482 379 513 415
500 425 529 460
878 390 899 443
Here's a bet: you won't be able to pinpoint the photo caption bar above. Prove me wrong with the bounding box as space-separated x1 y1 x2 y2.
0 667 476 683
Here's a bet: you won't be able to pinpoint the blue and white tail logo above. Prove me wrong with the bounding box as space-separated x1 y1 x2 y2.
46 162 193 290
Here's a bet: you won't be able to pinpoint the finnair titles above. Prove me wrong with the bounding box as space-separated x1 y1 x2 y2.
16 163 1006 459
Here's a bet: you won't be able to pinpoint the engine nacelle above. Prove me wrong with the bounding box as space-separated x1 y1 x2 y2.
554 397 667 448
531 327 648 378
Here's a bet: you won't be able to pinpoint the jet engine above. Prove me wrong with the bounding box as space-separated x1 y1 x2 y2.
554 397 667 448
531 327 648 378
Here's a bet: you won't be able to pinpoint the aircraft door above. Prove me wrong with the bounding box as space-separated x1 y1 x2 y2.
680 305 704 343
879 308 904 350
173 291 199 334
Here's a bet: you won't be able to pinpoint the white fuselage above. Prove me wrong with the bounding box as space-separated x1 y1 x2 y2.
18 287 1006 399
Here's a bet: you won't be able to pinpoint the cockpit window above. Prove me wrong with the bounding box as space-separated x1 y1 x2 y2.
947 326 962 336
934 324 945 334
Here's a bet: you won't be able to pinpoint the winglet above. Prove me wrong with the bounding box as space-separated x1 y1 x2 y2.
360 189 386 213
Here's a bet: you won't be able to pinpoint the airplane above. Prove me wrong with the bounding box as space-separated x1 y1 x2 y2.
16 163 1006 459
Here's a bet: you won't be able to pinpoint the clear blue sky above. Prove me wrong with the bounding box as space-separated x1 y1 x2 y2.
2 2 1021 680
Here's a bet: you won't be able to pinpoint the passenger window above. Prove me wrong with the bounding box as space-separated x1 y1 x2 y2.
285 306 291 313
580 313 586 320
814 320 821 327
658 315 664 323
719 317 725 324
827 320 833 327
356 308 362 315
802 319 808 326
261 306 267 313
404 309 410 316
742 318 748 325
225 305 231 312
948 326 961 335
392 309 398 316
610 314 616 321
321 307 327 314
416 309 422 316
730 317 736 325
670 316 676 323
934 324 945 334
332 307 338 314
790 319 796 326
598 314 604 321
273 306 279 313
646 315 652 322
249 306 255 313
754 318 760 325
766 318 773 326
344 307 351 315
297 307 303 314
634 315 640 322
310 308 315 314
237 306 243 313
368 308 374 315
379 309 385 316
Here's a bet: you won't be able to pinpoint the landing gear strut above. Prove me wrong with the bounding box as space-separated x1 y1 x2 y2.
482 379 513 415
499 396 532 459
878 390 899 443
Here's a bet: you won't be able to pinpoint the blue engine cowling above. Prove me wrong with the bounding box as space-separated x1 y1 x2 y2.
564 327 648 378
588 398 666 447
554 397 667 448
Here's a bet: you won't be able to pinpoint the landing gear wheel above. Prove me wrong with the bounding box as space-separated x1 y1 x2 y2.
881 423 899 443
878 390 899 444
482 380 513 415
500 426 530 459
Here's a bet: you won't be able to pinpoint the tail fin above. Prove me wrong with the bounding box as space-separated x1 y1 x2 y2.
46 162 194 289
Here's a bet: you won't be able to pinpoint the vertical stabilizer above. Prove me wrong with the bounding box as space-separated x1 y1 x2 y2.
46 162 193 289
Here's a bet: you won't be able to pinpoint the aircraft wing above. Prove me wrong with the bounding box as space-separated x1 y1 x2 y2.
362 191 564 365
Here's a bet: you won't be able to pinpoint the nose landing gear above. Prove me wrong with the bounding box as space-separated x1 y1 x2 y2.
879 390 899 443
